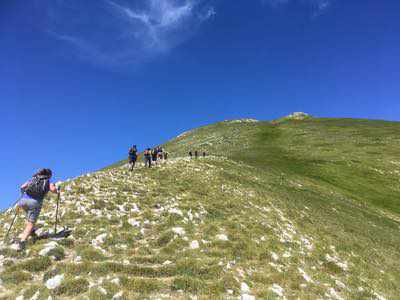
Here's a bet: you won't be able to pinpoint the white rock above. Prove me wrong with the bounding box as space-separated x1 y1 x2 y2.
30 291 40 300
163 260 173 265
9 243 19 251
128 219 140 228
374 292 387 300
216 234 229 241
46 274 64 290
271 252 279 261
98 286 107 295
169 207 184 217
241 282 250 293
326 287 344 300
172 227 185 236
270 284 284 297
111 277 120 285
241 295 255 300
93 233 107 244
298 268 312 283
335 279 346 289
39 241 58 256
112 291 123 300
131 203 140 212
16 296 24 300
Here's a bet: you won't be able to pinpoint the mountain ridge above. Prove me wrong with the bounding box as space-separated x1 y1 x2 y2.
0 115 399 299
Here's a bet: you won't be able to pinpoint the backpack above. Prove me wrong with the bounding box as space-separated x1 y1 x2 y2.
129 147 137 156
25 175 50 200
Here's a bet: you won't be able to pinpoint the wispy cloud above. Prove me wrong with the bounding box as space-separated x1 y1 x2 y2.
47 0 216 67
262 0 332 16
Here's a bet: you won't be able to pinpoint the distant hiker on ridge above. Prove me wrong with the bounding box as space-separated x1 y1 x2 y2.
189 151 193 159
128 145 138 171
144 148 152 168
152 148 158 164
195 150 199 159
16 169 58 251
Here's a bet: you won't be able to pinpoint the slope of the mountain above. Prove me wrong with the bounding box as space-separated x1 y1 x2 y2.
0 116 399 299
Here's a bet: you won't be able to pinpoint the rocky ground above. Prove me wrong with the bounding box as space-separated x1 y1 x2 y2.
1 116 399 299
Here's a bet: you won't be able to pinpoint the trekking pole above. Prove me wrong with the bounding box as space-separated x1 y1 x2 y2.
4 192 24 242
54 189 61 234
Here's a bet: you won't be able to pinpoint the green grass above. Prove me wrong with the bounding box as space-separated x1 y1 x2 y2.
1 116 399 298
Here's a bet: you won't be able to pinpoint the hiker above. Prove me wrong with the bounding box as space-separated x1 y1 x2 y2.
158 147 164 160
195 150 199 159
152 148 158 163
128 145 138 171
144 148 152 168
16 168 58 251
189 151 193 159
203 151 206 157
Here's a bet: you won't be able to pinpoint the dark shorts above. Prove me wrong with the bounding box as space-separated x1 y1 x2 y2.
17 197 43 223
129 156 137 163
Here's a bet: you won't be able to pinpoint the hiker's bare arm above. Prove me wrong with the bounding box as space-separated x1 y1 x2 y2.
21 181 29 190
49 183 58 193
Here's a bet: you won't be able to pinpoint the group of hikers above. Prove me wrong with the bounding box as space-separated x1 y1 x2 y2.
128 145 169 170
6 145 209 251
189 150 207 158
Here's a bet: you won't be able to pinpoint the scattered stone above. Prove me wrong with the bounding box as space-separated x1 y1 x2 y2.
270 284 284 297
39 241 58 256
46 274 64 290
271 252 279 261
216 234 229 241
112 291 123 300
241 282 250 293
172 227 185 236
128 218 140 227
190 241 200 249
30 290 40 300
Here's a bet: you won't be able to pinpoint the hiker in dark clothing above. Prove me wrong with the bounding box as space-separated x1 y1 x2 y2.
144 149 152 168
16 168 58 251
128 145 138 171
203 152 206 157
189 151 193 159
158 147 164 160
152 148 158 162
194 150 198 159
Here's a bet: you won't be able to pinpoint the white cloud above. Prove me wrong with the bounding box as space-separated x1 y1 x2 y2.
47 0 215 67
262 0 332 16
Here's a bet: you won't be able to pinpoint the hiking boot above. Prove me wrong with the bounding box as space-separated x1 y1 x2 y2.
31 229 39 242
17 240 27 252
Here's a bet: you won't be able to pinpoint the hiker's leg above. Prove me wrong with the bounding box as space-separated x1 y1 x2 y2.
20 221 34 242
20 201 42 241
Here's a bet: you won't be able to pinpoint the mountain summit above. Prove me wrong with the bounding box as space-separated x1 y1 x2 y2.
1 116 399 299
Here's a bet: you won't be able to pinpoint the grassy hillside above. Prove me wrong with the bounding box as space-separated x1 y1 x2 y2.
0 116 399 299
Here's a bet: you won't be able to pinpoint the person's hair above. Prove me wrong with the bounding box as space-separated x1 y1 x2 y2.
34 168 52 178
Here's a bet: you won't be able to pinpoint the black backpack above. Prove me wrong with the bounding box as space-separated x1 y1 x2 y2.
129 148 137 156
25 175 50 200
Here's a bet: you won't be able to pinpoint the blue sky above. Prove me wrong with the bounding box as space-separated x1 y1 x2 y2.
1 0 399 209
